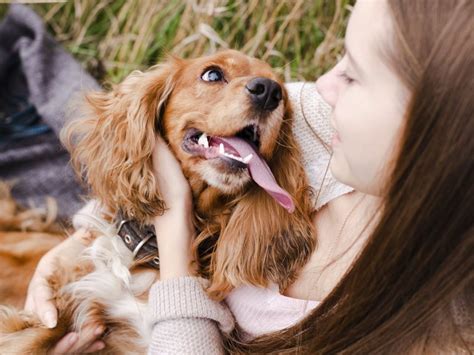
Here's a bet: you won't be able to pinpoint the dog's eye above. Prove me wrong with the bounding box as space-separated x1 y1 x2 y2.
201 68 224 82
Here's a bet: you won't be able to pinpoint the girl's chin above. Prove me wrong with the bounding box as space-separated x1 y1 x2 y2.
329 153 353 188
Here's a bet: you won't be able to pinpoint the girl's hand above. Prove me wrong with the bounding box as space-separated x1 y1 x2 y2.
24 229 105 353
151 136 195 280
25 229 91 327
47 326 105 354
152 135 192 209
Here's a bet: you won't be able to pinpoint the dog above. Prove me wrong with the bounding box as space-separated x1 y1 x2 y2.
0 50 315 354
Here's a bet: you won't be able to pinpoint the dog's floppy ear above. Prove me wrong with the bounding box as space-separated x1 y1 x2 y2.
205 108 317 300
62 60 180 222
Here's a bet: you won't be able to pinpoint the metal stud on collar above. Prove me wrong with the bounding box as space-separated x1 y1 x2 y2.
117 219 129 233
132 233 154 258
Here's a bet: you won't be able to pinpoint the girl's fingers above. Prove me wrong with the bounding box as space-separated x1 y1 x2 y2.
152 136 191 203
49 332 78 354
40 306 58 329
84 340 106 353
24 276 58 328
68 324 105 353
49 324 106 354
33 281 58 328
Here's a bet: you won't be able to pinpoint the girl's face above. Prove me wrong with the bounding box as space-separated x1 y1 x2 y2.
316 0 409 196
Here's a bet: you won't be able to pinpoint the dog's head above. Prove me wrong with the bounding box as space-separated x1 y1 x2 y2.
63 50 293 220
164 50 288 198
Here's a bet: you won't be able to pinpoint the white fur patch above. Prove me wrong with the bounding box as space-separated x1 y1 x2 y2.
65 205 156 347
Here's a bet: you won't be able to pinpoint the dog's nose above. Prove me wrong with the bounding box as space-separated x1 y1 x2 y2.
246 77 282 111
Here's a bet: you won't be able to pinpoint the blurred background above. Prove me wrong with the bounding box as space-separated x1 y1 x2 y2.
1 0 353 84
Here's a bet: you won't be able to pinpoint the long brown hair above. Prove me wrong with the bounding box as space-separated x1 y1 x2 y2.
228 0 474 353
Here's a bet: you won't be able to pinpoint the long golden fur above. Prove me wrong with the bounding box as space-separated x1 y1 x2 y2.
0 50 316 353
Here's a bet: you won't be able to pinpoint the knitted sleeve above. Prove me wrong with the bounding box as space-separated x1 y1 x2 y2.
148 276 234 354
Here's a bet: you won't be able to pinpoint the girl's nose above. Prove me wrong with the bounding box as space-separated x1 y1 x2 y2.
315 65 341 108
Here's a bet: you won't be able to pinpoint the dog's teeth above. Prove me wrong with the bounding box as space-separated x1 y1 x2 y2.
198 133 209 148
242 154 253 164
218 143 248 164
222 151 247 163
227 153 240 161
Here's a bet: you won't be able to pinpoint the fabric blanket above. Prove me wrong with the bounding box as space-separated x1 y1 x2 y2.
0 4 100 219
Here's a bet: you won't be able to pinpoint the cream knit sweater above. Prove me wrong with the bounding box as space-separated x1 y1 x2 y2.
147 82 353 353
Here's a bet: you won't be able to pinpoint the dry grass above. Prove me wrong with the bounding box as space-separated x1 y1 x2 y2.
1 0 353 83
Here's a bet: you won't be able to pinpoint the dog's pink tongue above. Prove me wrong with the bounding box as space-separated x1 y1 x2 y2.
218 136 295 213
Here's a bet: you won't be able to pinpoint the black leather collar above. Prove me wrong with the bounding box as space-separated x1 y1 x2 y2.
116 211 159 269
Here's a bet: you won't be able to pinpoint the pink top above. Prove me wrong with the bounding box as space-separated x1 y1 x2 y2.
225 283 319 340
